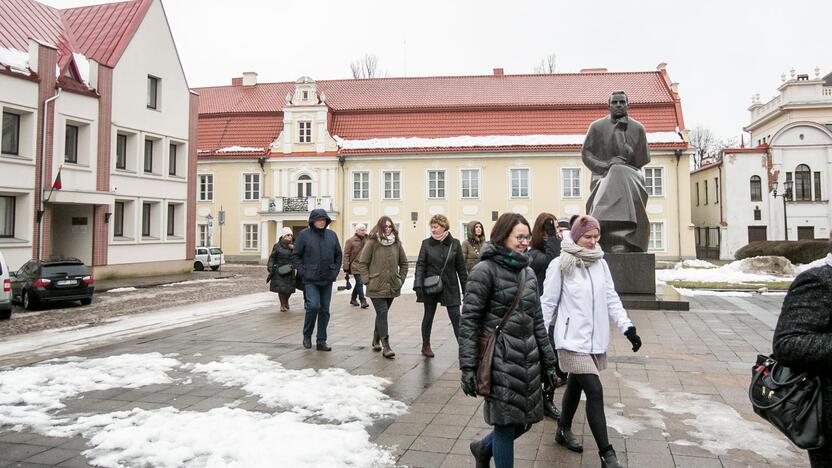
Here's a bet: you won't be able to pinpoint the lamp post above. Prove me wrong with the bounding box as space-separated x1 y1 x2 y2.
772 180 794 240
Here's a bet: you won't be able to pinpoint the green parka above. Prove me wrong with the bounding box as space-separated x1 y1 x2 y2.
355 237 409 298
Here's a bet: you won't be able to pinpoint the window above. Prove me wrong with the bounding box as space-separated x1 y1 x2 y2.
562 168 581 198
814 172 822 201
794 164 812 201
116 134 127 170
0 195 14 237
297 174 312 197
786 172 794 200
65 124 78 163
383 171 401 199
141 203 151 237
353 171 369 200
243 223 259 250
2 112 20 155
113 201 124 237
714 177 719 204
648 222 664 251
167 204 176 236
144 139 153 173
704 180 709 204
428 170 446 199
644 167 663 196
695 182 700 206
753 206 762 221
198 174 214 201
298 121 312 143
147 76 159 109
243 173 261 200
197 224 208 247
461 169 480 199
168 143 177 176
750 176 762 201
510 168 529 198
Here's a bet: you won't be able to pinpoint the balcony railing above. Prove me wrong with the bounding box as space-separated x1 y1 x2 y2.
261 196 335 213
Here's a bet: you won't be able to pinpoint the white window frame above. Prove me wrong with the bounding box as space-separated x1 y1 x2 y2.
648 221 666 252
241 222 260 251
196 222 208 247
352 171 370 200
509 168 530 199
298 121 312 144
561 167 581 198
460 168 480 199
242 172 261 201
382 170 401 200
198 173 214 202
644 166 665 197
427 169 447 200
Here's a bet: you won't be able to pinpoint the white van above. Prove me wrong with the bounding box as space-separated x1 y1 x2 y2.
0 251 11 319
194 247 225 271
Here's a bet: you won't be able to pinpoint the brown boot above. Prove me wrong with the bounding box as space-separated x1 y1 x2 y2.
371 330 382 352
421 340 434 358
381 337 395 359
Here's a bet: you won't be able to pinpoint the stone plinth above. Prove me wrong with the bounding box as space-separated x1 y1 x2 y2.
605 252 656 295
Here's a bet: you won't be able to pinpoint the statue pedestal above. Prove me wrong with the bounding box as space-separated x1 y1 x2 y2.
605 252 689 311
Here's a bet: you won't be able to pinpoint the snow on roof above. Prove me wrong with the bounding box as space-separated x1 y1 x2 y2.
214 146 265 153
0 46 32 75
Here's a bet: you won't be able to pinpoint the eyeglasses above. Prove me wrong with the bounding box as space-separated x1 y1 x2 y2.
384 224 393 229
513 235 532 242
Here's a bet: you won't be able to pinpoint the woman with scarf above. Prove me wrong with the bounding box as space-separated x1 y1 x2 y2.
355 216 409 358
267 227 297 312
414 214 467 357
540 215 642 468
462 221 486 273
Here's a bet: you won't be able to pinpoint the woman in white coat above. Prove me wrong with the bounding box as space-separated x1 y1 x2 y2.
540 215 642 468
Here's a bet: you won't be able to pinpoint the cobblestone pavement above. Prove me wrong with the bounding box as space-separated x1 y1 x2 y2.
0 287 810 468
0 264 267 337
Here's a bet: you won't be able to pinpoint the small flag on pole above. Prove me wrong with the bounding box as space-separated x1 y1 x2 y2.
52 166 62 190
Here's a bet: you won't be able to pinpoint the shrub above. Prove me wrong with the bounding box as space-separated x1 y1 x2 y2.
735 240 830 264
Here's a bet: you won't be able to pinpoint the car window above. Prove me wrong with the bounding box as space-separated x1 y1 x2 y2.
42 264 89 276
197 249 207 255
210 248 222 255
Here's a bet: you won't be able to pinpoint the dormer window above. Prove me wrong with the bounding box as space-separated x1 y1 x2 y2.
298 121 312 143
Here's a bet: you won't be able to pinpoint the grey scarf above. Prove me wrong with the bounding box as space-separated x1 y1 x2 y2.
378 233 396 246
559 241 605 276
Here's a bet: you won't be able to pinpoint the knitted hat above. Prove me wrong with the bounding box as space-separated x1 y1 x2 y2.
557 218 571 229
570 215 601 242
281 227 293 237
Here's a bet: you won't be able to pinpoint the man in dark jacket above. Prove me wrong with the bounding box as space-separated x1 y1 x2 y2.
292 209 342 351
343 224 369 308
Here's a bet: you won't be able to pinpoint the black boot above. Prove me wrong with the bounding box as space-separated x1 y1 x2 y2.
371 330 382 352
469 438 492 468
555 425 583 453
543 395 561 420
599 445 623 468
302 336 312 349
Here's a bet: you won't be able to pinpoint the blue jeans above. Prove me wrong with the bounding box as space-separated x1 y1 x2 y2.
482 424 530 468
351 274 366 303
303 283 333 344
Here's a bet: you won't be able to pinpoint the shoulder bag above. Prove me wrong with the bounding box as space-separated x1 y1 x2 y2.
475 269 526 397
422 243 454 296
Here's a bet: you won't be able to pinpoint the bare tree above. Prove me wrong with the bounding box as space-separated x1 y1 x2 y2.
533 53 557 74
350 53 379 79
689 126 737 169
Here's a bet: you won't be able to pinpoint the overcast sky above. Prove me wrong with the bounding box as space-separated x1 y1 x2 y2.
43 0 830 140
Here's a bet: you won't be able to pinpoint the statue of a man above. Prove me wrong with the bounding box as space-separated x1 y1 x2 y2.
581 91 651 253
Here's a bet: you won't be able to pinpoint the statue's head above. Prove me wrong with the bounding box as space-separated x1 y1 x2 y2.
608 91 629 119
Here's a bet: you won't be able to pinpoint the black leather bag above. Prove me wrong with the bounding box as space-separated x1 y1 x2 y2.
423 244 453 296
749 354 825 450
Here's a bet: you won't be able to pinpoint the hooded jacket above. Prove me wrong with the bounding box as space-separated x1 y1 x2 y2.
461 221 485 273
291 209 343 285
354 235 409 298
267 238 296 294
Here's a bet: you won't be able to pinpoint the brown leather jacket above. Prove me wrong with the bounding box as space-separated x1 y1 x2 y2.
342 234 366 273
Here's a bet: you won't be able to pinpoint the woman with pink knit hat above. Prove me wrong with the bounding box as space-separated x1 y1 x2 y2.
540 215 642 468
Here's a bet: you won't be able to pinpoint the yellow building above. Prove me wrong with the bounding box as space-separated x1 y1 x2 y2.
195 67 695 262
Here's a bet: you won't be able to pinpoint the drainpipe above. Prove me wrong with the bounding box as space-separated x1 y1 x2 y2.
674 149 683 260
338 154 346 241
37 87 62 261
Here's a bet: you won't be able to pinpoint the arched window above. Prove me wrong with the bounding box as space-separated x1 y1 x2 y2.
750 175 762 201
297 174 312 198
794 164 812 201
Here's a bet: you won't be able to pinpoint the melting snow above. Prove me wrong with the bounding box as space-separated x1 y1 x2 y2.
215 146 264 153
796 253 832 273
161 278 231 287
679 259 717 269
673 288 753 298
0 46 31 74
105 287 137 293
334 132 683 150
657 259 792 284
72 53 91 87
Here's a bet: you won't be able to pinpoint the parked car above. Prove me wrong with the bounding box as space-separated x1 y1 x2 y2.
194 247 225 271
0 251 11 319
10 257 95 310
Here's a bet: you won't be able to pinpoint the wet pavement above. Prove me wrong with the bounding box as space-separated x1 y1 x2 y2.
0 285 809 467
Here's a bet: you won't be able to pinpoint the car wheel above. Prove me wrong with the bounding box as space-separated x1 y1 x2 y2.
80 298 92 306
194 261 204 271
22 290 38 310
210 265 220 271
0 309 10 320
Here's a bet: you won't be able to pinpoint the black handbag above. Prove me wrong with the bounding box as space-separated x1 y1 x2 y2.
423 244 454 296
749 354 825 449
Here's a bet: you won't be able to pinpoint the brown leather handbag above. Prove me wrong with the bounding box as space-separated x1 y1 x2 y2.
475 269 526 397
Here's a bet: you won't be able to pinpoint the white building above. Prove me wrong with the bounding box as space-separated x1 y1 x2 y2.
691 68 832 259
0 0 197 276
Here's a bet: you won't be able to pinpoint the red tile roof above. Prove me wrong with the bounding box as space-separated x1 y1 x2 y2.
198 114 282 153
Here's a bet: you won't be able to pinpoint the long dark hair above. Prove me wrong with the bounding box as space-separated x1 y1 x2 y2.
369 215 399 243
530 212 556 251
467 221 485 244
490 213 531 247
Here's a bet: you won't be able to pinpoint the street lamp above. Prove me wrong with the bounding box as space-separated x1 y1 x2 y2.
772 180 794 240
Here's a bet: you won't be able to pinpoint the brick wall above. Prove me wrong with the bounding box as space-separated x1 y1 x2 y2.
32 42 57 260
92 65 114 266
185 92 199 259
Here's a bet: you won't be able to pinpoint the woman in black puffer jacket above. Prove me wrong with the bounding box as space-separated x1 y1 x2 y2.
459 213 558 468
267 228 297 312
772 247 832 468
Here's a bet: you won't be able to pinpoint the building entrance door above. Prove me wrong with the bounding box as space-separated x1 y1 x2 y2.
747 226 767 243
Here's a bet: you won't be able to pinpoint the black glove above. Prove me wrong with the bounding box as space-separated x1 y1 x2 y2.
461 369 478 397
543 218 556 236
624 326 642 352
543 367 558 394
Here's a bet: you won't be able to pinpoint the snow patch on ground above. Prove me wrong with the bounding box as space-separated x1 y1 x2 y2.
657 260 792 284
605 405 645 436
673 288 753 298
105 287 137 293
161 278 232 287
192 354 407 424
796 254 832 273
679 259 718 269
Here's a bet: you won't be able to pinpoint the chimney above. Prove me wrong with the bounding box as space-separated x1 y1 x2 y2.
656 62 667 71
242 71 258 86
231 77 242 86
579 68 608 73
492 68 504 76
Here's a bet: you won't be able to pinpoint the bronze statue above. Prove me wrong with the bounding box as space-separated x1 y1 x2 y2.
581 91 651 253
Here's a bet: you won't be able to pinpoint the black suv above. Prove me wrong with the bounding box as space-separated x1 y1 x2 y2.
10 258 95 310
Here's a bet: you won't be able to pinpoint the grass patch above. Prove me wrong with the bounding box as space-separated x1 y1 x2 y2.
667 280 792 291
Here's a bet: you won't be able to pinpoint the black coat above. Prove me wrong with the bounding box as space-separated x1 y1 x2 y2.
291 209 343 285
527 235 562 296
459 242 557 426
414 233 467 306
267 240 296 295
772 261 832 447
